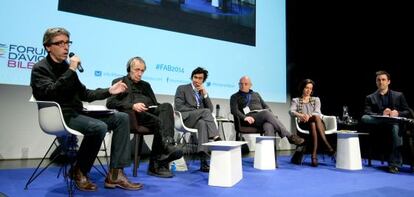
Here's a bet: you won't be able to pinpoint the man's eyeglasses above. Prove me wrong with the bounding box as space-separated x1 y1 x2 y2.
49 40 72 47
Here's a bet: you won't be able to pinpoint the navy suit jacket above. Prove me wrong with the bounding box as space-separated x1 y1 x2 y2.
364 90 410 118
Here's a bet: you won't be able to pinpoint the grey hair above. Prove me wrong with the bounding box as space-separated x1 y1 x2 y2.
42 27 70 46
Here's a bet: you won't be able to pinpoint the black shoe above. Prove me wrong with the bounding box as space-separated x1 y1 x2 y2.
287 135 305 146
148 160 174 178
158 144 183 164
200 159 210 172
388 166 399 174
213 136 221 142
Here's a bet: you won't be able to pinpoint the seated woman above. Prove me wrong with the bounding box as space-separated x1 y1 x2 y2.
289 79 335 167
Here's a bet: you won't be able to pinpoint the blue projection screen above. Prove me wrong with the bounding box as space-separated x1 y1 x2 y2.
0 0 286 102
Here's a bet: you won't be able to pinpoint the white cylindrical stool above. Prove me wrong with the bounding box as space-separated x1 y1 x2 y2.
254 136 277 170
203 141 247 187
336 131 366 170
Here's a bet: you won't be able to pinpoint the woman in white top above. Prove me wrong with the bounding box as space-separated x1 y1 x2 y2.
290 79 335 167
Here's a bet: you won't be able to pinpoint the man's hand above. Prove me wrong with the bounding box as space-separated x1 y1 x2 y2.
383 108 392 116
390 109 399 117
244 116 255 124
196 84 208 96
109 80 128 95
132 103 148 112
68 55 81 71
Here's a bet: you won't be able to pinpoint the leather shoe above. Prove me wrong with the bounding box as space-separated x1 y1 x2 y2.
147 160 174 178
105 168 143 190
70 166 97 192
287 135 305 146
388 166 399 174
200 159 210 172
158 144 183 164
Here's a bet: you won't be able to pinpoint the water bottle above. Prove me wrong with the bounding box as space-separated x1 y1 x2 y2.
342 105 349 122
216 104 220 118
171 161 176 172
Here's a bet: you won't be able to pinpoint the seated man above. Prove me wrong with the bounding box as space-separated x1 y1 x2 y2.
174 67 221 172
361 70 410 174
230 76 305 146
31 27 141 191
106 56 183 178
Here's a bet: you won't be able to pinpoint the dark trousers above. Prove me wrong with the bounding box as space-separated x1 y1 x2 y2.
361 115 403 167
248 110 291 138
65 112 131 174
134 103 175 160
182 108 219 153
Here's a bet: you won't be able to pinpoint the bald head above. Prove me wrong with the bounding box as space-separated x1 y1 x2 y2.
239 76 252 93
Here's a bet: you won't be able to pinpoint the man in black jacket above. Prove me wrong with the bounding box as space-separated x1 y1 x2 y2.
31 27 142 191
361 70 410 174
106 56 182 178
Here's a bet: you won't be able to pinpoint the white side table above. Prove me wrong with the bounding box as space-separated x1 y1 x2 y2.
254 136 277 170
335 131 368 170
203 141 247 187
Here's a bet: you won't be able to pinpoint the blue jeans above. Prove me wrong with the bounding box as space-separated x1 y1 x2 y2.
361 115 403 167
65 112 130 174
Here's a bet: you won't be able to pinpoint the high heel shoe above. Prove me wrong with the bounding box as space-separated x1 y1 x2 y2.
311 156 318 167
327 149 336 161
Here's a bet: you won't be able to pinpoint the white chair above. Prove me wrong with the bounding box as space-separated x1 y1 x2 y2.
174 110 198 145
293 115 337 163
295 115 337 135
24 96 109 195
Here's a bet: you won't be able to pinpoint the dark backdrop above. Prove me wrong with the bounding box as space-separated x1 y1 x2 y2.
287 0 413 119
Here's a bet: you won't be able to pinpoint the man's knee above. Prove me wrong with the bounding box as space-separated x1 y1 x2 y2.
115 111 129 124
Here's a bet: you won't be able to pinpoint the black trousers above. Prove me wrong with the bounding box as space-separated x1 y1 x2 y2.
134 103 175 160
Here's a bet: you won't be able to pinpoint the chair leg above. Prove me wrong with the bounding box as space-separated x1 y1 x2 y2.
24 138 58 189
133 134 144 177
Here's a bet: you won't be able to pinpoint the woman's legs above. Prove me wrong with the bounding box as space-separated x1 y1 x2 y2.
312 116 334 153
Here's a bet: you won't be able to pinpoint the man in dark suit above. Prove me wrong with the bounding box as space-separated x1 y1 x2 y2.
174 67 221 172
361 70 410 174
106 56 183 178
230 76 305 145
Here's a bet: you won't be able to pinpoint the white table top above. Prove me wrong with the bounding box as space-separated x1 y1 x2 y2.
203 141 247 147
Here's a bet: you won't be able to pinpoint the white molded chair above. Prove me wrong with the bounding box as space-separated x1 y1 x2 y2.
25 96 109 195
295 115 337 135
293 115 337 164
174 111 198 144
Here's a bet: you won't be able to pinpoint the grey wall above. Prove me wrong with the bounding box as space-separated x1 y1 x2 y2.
0 84 294 160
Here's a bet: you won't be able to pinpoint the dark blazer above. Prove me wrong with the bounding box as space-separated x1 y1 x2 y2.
174 83 213 120
364 90 410 118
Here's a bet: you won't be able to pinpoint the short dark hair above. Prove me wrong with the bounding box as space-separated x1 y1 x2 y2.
298 78 315 95
375 70 390 80
191 67 208 82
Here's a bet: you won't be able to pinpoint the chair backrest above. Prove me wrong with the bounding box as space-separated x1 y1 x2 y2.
30 95 83 137
295 115 337 135
174 111 198 134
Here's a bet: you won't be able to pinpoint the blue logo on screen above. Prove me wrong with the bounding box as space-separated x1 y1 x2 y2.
206 82 211 87
95 70 102 77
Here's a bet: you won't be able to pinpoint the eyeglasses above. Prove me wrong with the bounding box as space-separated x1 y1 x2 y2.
49 40 72 47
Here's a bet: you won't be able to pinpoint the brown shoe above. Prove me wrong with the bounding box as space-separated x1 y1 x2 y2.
287 135 305 146
104 168 143 190
70 166 97 192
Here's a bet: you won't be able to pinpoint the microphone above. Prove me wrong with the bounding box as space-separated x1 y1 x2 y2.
68 52 84 72
216 104 220 118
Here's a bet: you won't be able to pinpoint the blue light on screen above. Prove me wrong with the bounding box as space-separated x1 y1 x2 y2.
0 0 286 103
